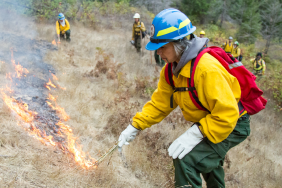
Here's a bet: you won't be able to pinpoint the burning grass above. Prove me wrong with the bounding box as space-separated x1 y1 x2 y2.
1 50 98 170
0 13 282 187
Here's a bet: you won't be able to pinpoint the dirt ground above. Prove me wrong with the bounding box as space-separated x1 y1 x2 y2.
0 11 281 188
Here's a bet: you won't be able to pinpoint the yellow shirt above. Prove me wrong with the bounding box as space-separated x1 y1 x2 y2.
253 58 266 73
231 47 240 58
222 42 233 53
132 21 146 40
132 53 242 144
56 19 70 35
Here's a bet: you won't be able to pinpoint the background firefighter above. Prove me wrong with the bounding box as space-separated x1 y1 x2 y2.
231 41 241 60
252 52 266 75
131 13 146 53
199 30 205 38
222 36 233 53
56 13 71 42
118 8 250 188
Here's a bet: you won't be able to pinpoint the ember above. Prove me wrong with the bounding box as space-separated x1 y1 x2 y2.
0 50 97 169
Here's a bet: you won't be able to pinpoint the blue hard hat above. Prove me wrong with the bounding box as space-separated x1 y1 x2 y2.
146 8 196 51
58 13 65 20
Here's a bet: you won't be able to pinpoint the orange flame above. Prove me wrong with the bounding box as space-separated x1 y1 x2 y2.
10 50 29 78
51 73 58 81
45 79 56 91
1 50 97 169
47 94 70 121
52 40 57 46
6 73 12 80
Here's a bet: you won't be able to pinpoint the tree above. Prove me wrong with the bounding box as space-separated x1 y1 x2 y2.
260 0 282 54
129 0 172 15
229 0 261 44
205 0 224 25
176 0 215 24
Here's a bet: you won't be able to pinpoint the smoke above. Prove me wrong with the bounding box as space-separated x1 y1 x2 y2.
0 1 99 169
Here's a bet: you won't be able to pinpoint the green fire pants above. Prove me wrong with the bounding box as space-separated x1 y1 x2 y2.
134 35 141 52
173 114 250 188
60 29 71 42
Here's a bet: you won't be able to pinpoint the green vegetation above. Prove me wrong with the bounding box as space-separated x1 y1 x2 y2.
173 0 282 54
0 0 154 27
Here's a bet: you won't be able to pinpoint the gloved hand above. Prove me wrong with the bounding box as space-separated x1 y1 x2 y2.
168 124 204 159
118 124 140 152
130 40 135 45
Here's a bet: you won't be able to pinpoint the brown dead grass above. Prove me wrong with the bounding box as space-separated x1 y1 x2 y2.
0 11 281 188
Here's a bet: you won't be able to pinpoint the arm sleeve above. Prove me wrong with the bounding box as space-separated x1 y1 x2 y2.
262 60 266 72
56 21 60 35
237 48 241 57
132 67 178 130
141 22 146 32
64 19 70 31
196 70 240 144
132 24 135 40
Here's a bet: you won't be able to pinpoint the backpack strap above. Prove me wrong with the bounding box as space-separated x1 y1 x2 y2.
164 47 246 116
189 57 210 112
164 63 176 108
165 63 175 89
164 48 210 111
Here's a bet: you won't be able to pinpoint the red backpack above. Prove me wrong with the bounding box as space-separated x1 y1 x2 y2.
165 46 267 115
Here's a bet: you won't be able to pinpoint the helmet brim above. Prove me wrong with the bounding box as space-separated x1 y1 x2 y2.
145 41 169 51
59 17 65 20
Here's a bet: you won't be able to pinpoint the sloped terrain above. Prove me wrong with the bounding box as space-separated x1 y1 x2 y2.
0 11 281 188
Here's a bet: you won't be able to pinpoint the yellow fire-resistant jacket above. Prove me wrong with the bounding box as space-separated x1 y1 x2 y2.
132 21 146 40
132 53 244 144
231 47 240 58
56 19 70 35
222 41 233 53
252 58 266 73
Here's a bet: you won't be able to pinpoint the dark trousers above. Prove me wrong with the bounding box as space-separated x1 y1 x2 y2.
173 114 250 188
60 29 71 41
134 35 141 52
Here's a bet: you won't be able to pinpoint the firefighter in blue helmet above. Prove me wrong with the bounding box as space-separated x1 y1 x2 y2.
118 8 250 188
56 13 71 42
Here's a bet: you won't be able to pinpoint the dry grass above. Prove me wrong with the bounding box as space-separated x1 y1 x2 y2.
0 11 281 188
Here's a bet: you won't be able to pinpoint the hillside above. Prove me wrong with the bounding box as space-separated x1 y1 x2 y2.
0 8 282 188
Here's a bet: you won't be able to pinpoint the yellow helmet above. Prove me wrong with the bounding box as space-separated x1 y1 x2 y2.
200 30 205 35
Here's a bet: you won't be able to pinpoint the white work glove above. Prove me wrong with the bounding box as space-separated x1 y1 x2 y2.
118 124 140 152
168 124 204 159
130 40 135 45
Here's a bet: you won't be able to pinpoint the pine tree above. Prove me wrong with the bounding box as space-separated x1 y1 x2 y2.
229 0 261 44
176 0 215 24
260 0 282 54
